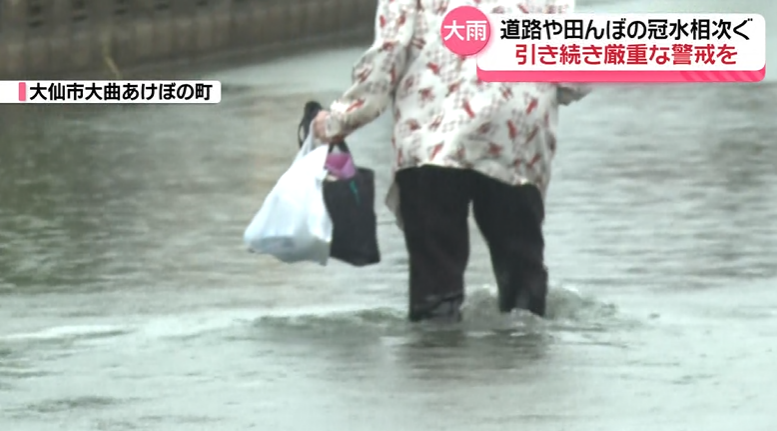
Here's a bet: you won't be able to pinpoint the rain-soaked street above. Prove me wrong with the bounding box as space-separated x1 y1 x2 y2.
1 0 776 430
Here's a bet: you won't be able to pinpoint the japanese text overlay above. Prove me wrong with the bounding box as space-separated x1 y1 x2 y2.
0 81 222 103
440 11 766 82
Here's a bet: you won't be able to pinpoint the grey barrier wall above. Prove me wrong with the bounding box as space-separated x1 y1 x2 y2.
0 0 378 79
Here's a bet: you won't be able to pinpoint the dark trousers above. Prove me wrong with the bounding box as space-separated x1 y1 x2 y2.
396 166 548 322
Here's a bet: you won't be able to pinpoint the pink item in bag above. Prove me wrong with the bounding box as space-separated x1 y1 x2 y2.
325 153 356 180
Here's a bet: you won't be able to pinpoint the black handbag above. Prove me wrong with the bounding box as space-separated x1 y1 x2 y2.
298 101 381 266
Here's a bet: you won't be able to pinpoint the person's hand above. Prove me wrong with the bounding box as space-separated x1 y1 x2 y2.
312 110 330 142
312 109 346 144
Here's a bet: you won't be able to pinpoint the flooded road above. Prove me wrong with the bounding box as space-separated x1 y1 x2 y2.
1 0 776 430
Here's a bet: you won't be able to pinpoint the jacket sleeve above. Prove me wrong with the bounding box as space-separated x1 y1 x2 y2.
546 0 593 105
324 0 417 140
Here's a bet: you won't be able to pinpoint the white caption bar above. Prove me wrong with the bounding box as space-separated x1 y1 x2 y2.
480 13 766 72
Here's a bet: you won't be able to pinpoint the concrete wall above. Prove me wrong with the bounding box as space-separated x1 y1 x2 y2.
0 0 377 79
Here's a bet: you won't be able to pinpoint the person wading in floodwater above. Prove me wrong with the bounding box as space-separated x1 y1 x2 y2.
312 0 590 323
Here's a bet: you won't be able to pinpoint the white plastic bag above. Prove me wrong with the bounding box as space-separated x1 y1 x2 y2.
243 129 332 265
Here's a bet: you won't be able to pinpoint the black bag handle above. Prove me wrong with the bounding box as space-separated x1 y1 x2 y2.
298 100 350 154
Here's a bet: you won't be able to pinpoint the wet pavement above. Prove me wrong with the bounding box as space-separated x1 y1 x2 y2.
1 0 776 430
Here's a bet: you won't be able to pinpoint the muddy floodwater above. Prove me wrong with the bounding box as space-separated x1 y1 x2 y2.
1 0 776 430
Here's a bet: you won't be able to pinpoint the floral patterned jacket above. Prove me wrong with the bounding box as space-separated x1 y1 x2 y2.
323 0 591 221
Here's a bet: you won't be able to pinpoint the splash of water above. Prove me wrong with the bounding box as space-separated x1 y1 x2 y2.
253 284 626 336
